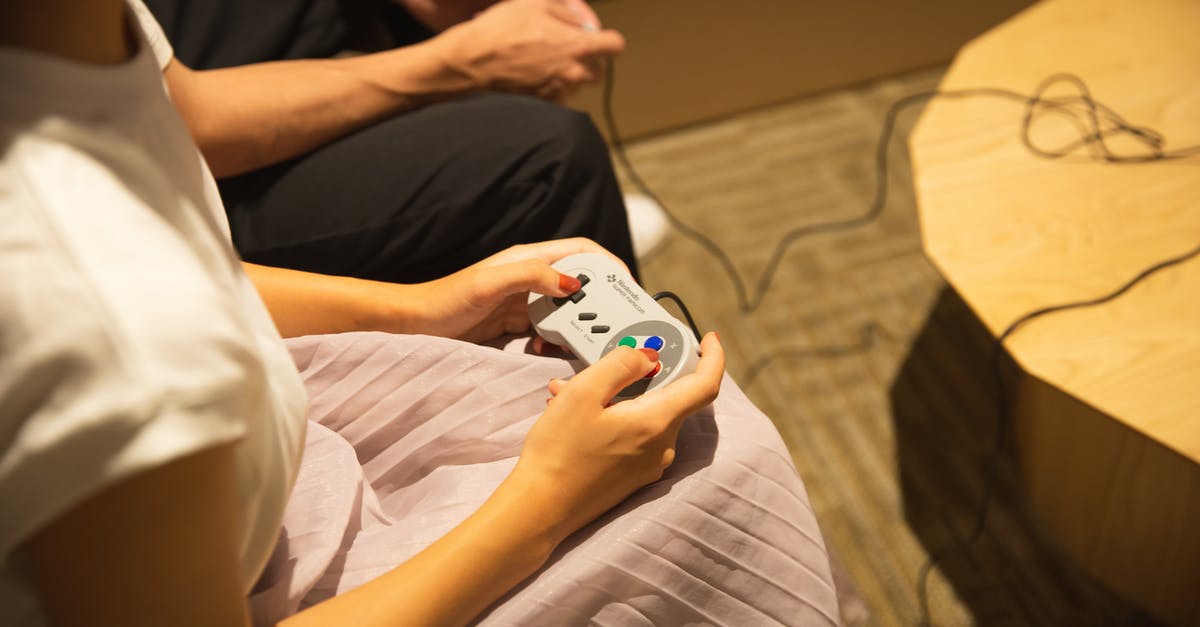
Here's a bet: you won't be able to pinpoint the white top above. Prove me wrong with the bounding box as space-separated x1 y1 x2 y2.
0 3 308 624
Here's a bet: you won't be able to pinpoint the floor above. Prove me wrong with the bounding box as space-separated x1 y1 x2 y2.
613 67 1159 626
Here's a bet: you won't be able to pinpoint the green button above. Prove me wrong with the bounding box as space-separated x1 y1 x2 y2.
618 336 637 348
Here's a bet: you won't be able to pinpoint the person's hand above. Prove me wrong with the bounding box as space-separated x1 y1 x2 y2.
402 237 629 343
431 0 625 102
508 332 724 541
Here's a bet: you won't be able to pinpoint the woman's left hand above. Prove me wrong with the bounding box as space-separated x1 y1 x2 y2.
399 238 628 343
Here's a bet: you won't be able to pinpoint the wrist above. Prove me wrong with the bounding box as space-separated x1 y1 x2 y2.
360 280 429 334
486 464 576 556
421 25 488 94
339 35 483 112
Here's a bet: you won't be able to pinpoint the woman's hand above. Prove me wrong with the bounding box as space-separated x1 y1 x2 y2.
508 332 725 541
402 238 629 343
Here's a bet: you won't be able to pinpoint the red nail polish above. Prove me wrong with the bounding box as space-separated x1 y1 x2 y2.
559 273 582 292
638 348 660 362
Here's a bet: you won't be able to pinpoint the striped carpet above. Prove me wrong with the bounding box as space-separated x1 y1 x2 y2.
609 67 1158 626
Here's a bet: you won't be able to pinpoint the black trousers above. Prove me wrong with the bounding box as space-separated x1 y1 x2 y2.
146 0 638 283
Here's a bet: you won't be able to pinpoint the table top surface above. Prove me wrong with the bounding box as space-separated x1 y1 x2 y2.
910 0 1200 462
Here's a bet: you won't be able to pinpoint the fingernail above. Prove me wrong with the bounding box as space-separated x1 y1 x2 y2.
638 348 659 362
713 332 720 343
559 273 582 292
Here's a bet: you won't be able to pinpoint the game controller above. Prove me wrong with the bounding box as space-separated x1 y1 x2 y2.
528 253 700 401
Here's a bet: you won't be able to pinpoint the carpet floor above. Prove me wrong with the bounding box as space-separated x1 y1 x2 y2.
613 67 1159 626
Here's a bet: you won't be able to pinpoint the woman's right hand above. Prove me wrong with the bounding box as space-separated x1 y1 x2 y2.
511 332 725 541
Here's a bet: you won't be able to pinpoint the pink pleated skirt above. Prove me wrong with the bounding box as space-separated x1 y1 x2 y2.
249 332 839 626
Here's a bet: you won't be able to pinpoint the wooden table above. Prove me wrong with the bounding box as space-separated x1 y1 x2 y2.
909 0 1200 623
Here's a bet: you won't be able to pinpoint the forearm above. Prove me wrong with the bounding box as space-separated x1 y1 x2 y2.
169 39 476 178
281 469 567 627
243 262 415 338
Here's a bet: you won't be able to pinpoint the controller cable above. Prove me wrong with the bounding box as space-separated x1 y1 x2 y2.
651 291 702 341
603 61 1200 315
601 58 1200 625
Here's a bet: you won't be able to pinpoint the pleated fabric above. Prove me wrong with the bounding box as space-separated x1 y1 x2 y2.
249 332 840 626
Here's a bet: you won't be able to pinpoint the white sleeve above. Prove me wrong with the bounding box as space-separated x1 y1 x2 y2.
127 0 175 70
0 307 252 558
0 172 250 557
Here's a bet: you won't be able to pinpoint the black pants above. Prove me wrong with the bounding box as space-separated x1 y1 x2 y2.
146 0 638 283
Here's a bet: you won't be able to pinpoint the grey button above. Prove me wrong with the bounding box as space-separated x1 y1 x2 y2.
578 313 598 321
591 325 610 334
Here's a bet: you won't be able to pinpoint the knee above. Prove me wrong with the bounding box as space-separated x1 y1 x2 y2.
487 95 612 181
539 103 610 177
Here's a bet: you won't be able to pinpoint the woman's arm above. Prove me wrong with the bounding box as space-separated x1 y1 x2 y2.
22 444 251 627
243 238 620 340
241 262 410 338
280 458 567 627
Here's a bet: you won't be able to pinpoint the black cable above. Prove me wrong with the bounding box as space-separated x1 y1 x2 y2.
741 321 899 388
602 60 1200 314
652 290 702 341
602 58 1200 624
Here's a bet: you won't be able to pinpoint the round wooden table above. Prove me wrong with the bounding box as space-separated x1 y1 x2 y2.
909 0 1200 623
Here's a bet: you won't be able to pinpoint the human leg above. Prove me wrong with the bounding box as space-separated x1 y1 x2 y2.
147 1 638 281
222 93 639 283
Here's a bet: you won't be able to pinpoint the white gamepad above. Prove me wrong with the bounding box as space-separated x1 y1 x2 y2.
528 253 700 401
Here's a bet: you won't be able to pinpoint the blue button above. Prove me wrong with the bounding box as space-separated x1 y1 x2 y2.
643 336 665 351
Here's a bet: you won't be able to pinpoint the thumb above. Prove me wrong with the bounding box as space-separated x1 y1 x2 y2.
559 346 659 407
